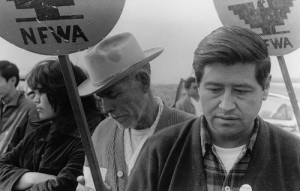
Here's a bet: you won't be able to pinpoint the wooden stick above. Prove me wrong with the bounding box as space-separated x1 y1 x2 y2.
58 55 105 191
173 78 185 107
277 55 300 131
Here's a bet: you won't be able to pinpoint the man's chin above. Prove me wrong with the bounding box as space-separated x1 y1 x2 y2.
214 117 240 126
211 123 246 139
211 121 241 133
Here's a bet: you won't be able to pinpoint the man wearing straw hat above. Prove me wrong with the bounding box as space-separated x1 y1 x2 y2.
76 32 195 191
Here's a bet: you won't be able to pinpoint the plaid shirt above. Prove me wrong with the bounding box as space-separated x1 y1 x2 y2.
201 117 259 191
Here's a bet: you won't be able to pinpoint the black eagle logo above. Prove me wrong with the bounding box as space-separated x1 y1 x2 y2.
8 0 83 22
228 0 294 35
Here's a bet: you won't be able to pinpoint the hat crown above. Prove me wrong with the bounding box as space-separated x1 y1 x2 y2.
78 32 163 96
85 32 145 86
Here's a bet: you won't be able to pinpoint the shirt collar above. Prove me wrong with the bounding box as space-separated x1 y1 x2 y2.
201 117 260 156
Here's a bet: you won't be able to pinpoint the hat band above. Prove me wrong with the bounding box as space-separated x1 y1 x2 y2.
92 74 116 87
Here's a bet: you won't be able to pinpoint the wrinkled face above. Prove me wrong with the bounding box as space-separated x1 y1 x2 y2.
97 78 146 129
33 91 56 120
0 74 14 100
198 63 269 145
187 82 199 98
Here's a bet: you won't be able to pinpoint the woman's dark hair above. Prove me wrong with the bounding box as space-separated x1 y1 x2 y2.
27 59 102 133
193 26 271 90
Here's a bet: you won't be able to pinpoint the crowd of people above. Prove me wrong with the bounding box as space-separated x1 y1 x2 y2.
0 26 300 191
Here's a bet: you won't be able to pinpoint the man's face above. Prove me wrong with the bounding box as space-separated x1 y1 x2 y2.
97 78 146 129
198 63 269 145
0 74 14 100
187 82 199 98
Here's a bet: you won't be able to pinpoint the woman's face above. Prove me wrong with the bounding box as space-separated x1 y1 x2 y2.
33 91 56 120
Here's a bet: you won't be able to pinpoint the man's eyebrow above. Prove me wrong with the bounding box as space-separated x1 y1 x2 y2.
233 84 254 89
204 81 254 88
204 82 223 86
97 90 111 97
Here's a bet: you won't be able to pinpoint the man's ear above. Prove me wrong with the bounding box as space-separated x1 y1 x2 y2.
263 74 272 100
9 76 17 87
135 72 150 93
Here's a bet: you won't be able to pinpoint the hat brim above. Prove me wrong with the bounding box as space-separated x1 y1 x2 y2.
78 47 163 97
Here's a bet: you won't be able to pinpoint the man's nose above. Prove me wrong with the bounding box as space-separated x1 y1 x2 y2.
219 91 236 111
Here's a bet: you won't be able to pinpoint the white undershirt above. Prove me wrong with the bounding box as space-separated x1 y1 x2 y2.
124 128 149 164
124 97 163 175
213 144 245 173
190 97 202 117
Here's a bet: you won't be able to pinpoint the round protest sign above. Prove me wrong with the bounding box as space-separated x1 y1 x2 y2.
0 0 125 55
213 0 300 56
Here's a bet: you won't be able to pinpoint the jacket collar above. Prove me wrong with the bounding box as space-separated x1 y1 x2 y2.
155 103 172 132
30 118 80 139
242 117 270 183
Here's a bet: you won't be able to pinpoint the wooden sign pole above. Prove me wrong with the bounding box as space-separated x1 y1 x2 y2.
277 56 300 130
58 55 105 191
173 78 185 107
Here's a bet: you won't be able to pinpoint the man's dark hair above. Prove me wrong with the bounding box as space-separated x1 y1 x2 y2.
184 77 196 89
193 26 271 89
0 60 20 87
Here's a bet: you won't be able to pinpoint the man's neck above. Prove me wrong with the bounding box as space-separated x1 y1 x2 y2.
2 88 17 104
135 96 159 130
210 125 254 148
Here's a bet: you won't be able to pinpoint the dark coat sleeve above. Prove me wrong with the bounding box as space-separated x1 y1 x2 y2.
0 131 85 191
0 132 32 190
25 140 85 191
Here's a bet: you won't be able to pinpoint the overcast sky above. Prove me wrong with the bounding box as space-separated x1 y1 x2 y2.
0 0 299 84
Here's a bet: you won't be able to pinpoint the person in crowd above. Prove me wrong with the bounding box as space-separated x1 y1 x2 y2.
176 76 202 116
76 32 195 191
126 26 300 191
0 59 104 191
0 60 37 156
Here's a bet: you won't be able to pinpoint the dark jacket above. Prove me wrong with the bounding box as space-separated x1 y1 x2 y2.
0 91 38 155
126 117 300 191
0 110 104 191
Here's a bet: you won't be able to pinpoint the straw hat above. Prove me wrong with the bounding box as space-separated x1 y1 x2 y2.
78 32 163 96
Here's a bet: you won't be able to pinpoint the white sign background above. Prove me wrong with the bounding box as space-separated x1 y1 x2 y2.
213 0 300 56
0 0 125 55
